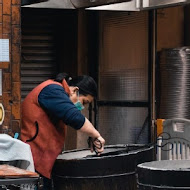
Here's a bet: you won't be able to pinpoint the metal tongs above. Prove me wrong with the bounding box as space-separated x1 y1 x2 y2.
87 137 102 155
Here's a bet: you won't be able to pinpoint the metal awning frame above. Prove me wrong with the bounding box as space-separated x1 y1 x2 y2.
87 0 190 11
22 0 132 9
22 0 190 10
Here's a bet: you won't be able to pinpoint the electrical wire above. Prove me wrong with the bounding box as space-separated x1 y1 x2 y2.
138 131 190 152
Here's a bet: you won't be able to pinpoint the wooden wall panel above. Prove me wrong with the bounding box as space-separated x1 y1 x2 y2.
157 6 184 52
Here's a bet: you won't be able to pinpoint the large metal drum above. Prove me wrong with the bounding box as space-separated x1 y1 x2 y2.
137 160 190 190
158 47 190 119
52 144 154 190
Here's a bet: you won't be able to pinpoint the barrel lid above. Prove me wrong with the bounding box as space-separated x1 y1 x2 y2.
137 160 190 188
138 160 190 171
58 145 127 160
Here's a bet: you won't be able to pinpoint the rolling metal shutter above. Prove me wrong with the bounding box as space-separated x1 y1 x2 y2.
21 9 57 100
98 11 149 144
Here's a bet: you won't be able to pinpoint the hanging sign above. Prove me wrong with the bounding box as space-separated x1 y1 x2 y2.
0 39 9 62
0 103 5 125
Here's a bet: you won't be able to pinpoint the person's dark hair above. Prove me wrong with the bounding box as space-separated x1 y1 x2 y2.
54 73 70 83
54 73 97 98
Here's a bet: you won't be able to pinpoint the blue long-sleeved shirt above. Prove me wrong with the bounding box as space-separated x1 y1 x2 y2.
38 84 85 130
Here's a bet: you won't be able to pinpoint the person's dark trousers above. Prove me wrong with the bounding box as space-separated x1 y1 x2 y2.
41 176 54 190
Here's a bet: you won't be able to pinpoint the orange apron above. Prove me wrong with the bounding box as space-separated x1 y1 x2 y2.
21 79 70 179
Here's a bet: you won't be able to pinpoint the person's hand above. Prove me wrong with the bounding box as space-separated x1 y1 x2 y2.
90 136 105 155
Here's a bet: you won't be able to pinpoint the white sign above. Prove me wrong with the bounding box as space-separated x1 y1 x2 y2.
0 39 9 62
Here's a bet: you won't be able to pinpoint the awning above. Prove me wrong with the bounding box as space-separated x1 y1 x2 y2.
21 0 132 9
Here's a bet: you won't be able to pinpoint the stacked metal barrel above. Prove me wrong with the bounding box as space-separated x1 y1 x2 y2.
158 47 190 119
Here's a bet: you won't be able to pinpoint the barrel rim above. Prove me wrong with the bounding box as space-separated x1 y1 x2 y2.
161 46 190 52
57 144 153 161
137 160 190 172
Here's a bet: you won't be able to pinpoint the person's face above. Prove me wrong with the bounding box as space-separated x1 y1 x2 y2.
69 86 94 106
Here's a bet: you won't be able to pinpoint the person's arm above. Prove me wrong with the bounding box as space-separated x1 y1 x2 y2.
38 84 86 130
79 118 100 138
79 118 105 154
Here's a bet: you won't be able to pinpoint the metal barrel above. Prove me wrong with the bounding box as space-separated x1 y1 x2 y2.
137 160 190 190
52 144 154 190
158 46 190 119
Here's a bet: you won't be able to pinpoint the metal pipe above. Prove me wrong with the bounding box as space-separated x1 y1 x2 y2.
148 9 157 148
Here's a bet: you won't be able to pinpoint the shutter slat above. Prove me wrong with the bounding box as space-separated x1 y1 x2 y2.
21 9 56 100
